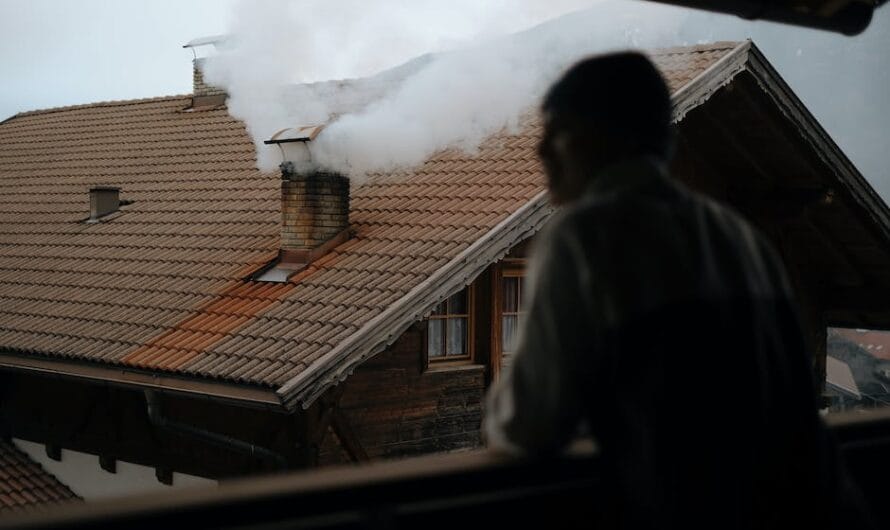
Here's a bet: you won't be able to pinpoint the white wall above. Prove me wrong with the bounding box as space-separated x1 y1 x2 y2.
13 439 216 501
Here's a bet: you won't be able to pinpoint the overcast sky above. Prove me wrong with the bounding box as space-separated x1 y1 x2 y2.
1 1 888 196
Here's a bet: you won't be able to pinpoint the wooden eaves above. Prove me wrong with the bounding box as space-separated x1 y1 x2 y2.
0 350 285 412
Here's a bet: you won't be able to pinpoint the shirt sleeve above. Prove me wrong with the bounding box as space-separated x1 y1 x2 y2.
483 221 593 456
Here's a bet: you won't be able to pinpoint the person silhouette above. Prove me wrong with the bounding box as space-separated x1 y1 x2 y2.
483 51 873 529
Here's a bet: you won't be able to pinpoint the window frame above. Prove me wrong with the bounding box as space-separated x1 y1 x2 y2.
491 259 527 381
423 285 476 369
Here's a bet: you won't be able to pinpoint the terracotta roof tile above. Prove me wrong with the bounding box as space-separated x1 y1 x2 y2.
0 440 80 514
0 42 740 390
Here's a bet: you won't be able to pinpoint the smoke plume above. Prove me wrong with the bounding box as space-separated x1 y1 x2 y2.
203 0 686 179
204 1 890 197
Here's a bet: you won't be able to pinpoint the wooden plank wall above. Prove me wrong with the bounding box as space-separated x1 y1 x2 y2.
319 323 486 465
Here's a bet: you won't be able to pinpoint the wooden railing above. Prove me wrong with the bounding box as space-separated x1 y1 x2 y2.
4 410 889 529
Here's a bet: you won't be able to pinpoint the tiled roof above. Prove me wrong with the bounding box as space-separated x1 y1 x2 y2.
0 440 80 513
832 328 890 361
0 42 742 405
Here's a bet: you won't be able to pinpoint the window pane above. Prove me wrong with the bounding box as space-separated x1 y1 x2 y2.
502 277 519 313
519 276 525 304
428 319 444 357
502 315 518 353
431 301 447 316
448 290 467 315
446 317 467 356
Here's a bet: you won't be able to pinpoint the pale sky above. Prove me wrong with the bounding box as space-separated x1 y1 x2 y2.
0 0 236 119
1 1 888 196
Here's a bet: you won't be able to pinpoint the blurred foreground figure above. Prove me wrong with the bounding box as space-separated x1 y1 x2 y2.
484 52 872 529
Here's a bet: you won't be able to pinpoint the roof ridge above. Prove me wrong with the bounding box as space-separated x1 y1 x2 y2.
7 94 193 121
649 40 744 56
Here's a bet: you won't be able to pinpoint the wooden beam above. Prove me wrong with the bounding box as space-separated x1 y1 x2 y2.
156 467 173 486
45 443 61 461
729 187 829 222
293 386 344 468
330 409 369 463
100 455 117 474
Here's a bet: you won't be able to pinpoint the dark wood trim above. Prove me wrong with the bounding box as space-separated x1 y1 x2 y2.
156 467 173 486
0 352 284 411
491 260 528 382
491 265 503 382
45 443 61 461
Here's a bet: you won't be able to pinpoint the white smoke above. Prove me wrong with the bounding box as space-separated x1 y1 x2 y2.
203 0 688 179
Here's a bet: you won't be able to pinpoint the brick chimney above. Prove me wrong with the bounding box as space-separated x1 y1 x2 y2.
280 167 350 263
193 58 226 98
190 58 226 108
256 126 351 282
183 36 227 108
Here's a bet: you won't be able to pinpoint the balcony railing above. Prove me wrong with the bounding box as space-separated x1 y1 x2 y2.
4 409 889 529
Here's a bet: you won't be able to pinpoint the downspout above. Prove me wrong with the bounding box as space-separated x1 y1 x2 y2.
143 390 288 470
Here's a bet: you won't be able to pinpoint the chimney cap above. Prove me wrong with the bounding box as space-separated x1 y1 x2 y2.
90 186 120 192
183 34 228 49
264 125 325 145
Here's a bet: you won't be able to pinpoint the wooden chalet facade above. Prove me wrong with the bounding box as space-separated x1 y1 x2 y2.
2 40 890 492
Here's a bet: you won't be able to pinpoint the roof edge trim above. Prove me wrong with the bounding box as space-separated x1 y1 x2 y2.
669 40 751 123
277 191 554 410
0 352 285 412
743 42 890 248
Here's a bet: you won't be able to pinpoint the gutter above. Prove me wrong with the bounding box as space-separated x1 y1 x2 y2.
0 351 285 412
143 390 289 470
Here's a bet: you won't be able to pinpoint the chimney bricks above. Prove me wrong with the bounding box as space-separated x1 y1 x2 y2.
280 171 350 263
192 58 225 98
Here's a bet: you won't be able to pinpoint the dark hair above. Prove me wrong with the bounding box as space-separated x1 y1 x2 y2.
542 52 673 159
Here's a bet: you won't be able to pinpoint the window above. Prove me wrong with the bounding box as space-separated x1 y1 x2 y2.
425 288 473 363
492 261 527 380
500 274 525 355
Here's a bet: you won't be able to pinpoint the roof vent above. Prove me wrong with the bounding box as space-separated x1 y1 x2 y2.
88 187 120 223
